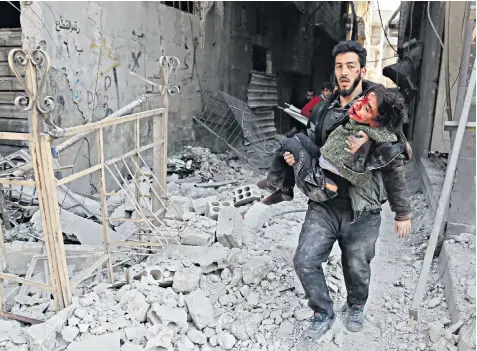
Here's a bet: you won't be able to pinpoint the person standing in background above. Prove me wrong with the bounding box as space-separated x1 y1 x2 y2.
301 82 335 118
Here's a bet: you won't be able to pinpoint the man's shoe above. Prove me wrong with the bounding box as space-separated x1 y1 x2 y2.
285 127 298 138
346 304 364 332
256 179 276 193
303 312 335 343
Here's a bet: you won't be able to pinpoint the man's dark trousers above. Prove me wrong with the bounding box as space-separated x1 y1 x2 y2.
293 199 381 318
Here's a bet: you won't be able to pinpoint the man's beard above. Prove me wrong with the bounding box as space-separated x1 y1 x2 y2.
336 73 362 97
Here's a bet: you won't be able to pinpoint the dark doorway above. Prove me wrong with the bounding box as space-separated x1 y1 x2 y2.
252 44 268 72
0 1 21 29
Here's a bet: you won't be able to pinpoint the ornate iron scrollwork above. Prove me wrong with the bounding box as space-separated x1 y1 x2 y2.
7 48 64 137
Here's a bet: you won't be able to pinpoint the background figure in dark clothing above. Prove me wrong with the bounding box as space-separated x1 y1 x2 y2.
297 88 316 109
301 82 335 118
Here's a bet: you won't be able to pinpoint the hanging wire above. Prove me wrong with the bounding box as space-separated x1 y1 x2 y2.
377 2 399 54
427 0 444 48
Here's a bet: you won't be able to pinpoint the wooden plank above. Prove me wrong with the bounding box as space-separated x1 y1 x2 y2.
444 121 476 131
107 217 145 222
0 178 35 186
0 132 30 141
71 254 109 290
109 240 164 247
104 139 164 166
56 163 101 186
62 108 166 137
39 136 72 308
0 273 51 290
97 129 114 283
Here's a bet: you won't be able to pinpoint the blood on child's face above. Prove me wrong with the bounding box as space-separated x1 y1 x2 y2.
349 92 379 127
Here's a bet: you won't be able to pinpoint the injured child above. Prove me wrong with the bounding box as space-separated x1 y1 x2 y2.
257 83 410 205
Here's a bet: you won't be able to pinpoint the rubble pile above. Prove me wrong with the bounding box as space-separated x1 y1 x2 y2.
0 147 470 351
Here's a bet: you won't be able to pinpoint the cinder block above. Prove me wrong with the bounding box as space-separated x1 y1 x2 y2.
205 200 233 220
244 202 272 229
232 185 262 207
216 206 243 248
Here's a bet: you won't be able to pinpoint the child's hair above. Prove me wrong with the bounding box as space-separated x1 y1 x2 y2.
363 84 405 133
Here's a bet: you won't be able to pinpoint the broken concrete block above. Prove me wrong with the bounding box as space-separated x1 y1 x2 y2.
180 228 215 246
166 196 193 219
163 245 231 273
121 343 144 351
232 185 261 206
66 332 120 351
242 256 272 285
244 203 272 229
147 303 188 329
139 266 174 287
119 290 150 322
145 326 173 351
27 304 76 351
216 207 243 248
61 326 79 343
115 221 138 236
192 196 218 215
185 289 215 329
429 321 445 343
31 210 125 246
458 320 476 351
205 200 233 220
176 335 195 351
172 267 201 293
0 319 26 344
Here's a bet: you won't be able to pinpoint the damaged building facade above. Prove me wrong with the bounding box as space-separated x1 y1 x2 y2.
0 1 348 193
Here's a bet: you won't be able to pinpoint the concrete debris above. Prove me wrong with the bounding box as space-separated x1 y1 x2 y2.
185 289 215 329
172 267 202 293
205 200 233 220
244 202 272 229
66 332 120 351
429 321 445 343
242 256 272 285
192 195 218 215
31 209 125 245
458 320 476 351
147 303 188 329
27 304 77 351
163 245 231 273
119 290 150 322
176 335 195 351
180 227 215 246
216 206 243 248
145 326 174 350
167 196 193 219
217 332 236 349
465 282 476 303
232 185 261 206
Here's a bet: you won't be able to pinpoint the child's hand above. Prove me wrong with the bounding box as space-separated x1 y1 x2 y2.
283 152 295 166
395 219 411 238
345 130 369 154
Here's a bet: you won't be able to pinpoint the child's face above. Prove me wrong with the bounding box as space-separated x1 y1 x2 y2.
349 92 379 127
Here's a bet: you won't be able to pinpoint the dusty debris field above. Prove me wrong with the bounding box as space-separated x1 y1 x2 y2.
0 146 472 351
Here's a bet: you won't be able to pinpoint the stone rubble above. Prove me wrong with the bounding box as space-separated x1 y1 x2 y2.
3 146 471 351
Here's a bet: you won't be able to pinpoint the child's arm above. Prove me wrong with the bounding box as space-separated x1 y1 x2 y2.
381 156 412 236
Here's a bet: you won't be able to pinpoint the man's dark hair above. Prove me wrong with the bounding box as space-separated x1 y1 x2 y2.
321 82 334 91
306 88 315 93
332 40 367 68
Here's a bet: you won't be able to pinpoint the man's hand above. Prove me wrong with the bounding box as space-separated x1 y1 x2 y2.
345 130 369 154
283 152 295 166
395 219 411 239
